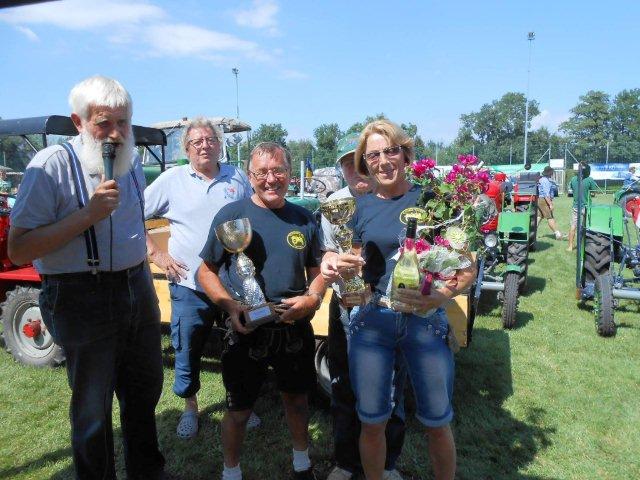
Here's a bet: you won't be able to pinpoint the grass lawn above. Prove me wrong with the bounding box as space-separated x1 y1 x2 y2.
0 195 639 479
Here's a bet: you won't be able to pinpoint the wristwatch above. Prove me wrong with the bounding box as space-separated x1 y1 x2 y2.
306 291 323 310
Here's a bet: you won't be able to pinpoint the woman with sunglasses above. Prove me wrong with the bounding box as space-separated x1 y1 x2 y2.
321 120 475 480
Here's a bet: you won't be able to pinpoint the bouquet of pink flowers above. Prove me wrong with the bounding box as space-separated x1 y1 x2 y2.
403 154 490 298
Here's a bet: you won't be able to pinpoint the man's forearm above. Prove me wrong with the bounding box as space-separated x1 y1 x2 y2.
9 208 97 265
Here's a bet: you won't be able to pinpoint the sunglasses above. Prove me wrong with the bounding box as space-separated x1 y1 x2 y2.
363 145 403 163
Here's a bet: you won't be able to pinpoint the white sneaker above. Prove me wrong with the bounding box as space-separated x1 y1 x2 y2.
246 411 261 430
383 469 404 480
326 466 353 480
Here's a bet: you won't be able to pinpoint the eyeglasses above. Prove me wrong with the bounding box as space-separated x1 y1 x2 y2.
363 145 403 163
188 137 218 149
249 166 289 180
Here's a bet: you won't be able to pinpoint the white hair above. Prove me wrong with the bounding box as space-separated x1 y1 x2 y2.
68 75 132 121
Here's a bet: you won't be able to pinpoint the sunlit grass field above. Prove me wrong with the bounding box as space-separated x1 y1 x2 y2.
1 195 639 479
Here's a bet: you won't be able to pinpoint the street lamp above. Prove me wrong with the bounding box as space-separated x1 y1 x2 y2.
523 31 535 166
232 67 240 165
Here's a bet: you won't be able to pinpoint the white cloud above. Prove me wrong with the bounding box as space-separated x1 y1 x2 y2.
232 0 280 36
280 69 309 80
15 25 38 41
531 110 571 132
0 0 165 29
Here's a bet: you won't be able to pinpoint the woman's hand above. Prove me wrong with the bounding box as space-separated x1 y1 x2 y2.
321 252 365 281
392 287 453 314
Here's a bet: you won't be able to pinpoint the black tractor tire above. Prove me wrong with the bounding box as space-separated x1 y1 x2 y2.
501 272 519 329
1 286 65 367
584 231 612 284
507 242 528 292
314 339 331 398
594 274 616 337
618 191 640 217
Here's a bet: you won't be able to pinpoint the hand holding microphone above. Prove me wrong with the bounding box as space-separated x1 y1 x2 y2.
87 142 120 221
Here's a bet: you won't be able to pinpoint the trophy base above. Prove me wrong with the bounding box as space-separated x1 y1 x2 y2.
341 288 372 308
243 303 280 329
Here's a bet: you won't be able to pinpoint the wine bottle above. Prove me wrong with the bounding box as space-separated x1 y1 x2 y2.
390 217 421 310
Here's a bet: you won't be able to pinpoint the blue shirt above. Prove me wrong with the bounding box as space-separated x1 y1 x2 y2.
538 176 553 199
144 163 252 291
10 136 147 274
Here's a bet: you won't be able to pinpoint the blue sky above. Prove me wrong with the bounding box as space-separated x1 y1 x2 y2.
1 0 639 143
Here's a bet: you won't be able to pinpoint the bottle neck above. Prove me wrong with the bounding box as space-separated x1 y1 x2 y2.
403 237 416 252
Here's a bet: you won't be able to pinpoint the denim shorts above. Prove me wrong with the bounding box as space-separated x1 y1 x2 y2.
348 303 454 427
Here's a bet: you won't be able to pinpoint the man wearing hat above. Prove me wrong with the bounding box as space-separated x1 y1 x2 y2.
537 165 564 240
320 134 406 480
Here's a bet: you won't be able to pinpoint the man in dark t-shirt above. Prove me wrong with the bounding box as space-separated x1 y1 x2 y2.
198 142 325 480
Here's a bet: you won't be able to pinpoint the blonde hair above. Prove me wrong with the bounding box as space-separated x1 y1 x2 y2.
354 119 414 176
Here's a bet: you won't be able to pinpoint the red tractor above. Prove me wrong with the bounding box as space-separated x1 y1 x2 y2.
0 115 166 367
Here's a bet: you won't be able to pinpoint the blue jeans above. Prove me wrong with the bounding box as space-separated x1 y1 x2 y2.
169 283 221 398
40 262 164 480
329 292 406 473
349 304 454 427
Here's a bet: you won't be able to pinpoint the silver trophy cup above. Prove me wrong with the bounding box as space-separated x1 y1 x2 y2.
215 218 278 328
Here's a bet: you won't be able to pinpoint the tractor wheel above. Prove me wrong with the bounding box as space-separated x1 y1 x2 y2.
314 339 331 398
1 286 65 367
584 231 612 284
594 274 616 337
501 272 519 329
618 191 640 217
507 242 528 292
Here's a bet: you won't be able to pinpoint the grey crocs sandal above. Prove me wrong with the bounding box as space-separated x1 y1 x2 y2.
176 410 198 439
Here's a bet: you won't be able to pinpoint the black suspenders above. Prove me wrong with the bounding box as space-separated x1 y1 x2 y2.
61 142 145 273
61 143 100 273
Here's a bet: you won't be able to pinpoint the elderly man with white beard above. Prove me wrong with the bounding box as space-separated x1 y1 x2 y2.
8 76 165 480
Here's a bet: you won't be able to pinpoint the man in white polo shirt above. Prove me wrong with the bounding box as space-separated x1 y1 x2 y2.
144 117 253 439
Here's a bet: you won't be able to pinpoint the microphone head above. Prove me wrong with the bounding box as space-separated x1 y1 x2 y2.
102 142 117 159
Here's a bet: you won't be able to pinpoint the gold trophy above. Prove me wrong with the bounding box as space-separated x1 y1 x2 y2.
320 197 371 307
215 218 279 328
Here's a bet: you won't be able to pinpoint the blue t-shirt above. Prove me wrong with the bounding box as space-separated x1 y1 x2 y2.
352 184 432 295
538 176 553 199
200 197 321 303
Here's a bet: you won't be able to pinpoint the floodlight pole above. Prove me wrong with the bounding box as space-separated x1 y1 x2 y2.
523 31 535 166
232 67 240 166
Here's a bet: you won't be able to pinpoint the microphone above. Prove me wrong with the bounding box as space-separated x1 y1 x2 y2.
101 142 117 180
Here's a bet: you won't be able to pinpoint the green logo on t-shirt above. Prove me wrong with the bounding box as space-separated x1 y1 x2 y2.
287 231 306 249
399 207 427 225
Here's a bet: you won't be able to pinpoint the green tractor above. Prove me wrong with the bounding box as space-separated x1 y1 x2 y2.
575 165 640 336
473 173 532 329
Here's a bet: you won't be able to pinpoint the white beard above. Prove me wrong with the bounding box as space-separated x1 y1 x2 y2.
79 129 135 178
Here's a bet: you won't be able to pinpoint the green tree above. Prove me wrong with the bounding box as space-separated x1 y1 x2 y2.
609 89 640 162
345 113 387 135
288 139 315 177
238 123 289 167
313 123 342 168
560 90 611 160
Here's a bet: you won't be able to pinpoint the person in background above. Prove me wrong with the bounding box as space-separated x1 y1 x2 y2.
198 142 325 480
8 75 164 479
321 134 406 480
144 117 255 439
537 166 564 240
0 170 12 194
567 163 598 252
622 166 637 190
